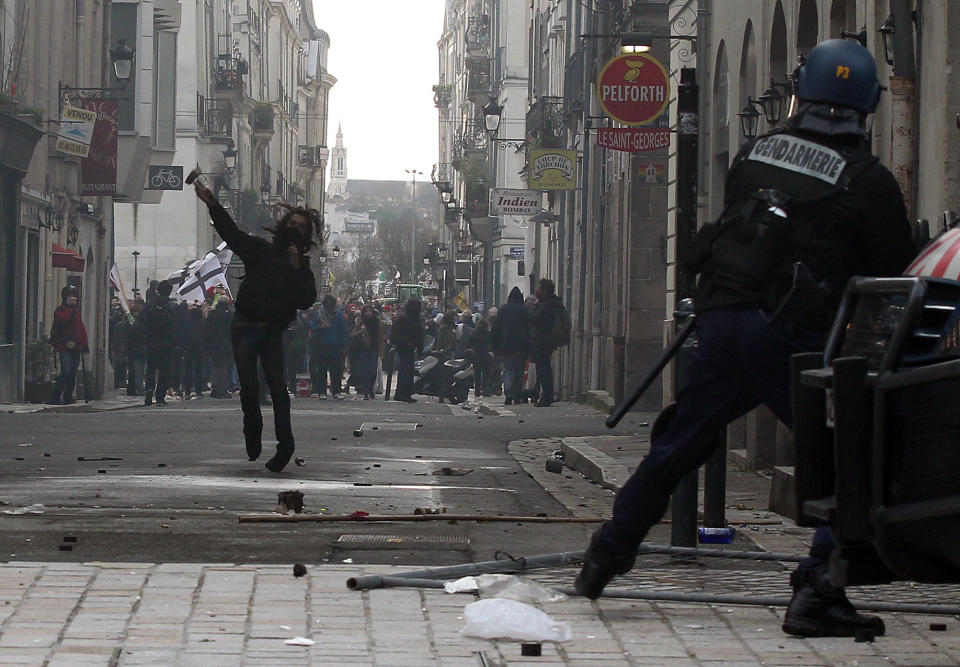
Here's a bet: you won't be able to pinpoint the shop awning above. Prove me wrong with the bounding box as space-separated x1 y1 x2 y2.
51 243 86 272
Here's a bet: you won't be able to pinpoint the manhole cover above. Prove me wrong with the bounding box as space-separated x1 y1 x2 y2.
336 533 469 548
360 422 419 431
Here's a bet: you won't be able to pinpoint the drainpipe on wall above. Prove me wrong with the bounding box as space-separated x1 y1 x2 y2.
889 0 917 218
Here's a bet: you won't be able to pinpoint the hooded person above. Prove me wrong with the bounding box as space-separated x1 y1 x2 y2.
47 286 89 405
388 299 424 403
194 180 317 473
491 287 530 404
141 279 178 406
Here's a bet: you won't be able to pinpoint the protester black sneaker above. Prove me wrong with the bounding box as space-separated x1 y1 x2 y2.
782 569 886 638
265 445 294 473
575 527 636 599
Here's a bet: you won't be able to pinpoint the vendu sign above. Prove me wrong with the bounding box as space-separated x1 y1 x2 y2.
489 188 543 216
597 54 670 126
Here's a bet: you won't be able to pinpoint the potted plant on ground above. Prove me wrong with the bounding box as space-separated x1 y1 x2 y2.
24 336 56 403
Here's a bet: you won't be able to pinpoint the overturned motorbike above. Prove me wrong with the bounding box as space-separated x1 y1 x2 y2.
411 337 474 404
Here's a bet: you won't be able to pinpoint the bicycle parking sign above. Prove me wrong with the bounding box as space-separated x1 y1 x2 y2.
146 165 184 190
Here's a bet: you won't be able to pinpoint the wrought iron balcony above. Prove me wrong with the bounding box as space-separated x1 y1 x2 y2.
431 163 453 191
197 95 233 138
298 145 321 168
465 14 490 54
464 181 489 216
251 101 274 133
466 58 491 104
215 55 246 92
526 96 565 148
457 119 488 155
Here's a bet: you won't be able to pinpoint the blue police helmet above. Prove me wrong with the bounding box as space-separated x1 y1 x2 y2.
795 39 882 113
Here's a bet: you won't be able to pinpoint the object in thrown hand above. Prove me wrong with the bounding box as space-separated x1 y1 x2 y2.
185 166 204 185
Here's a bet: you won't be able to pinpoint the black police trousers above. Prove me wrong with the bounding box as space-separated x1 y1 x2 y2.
598 307 834 568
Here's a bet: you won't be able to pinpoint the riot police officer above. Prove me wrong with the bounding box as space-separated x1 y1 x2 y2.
576 39 917 637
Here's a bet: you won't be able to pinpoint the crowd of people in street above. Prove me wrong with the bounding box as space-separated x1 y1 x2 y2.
97 278 568 409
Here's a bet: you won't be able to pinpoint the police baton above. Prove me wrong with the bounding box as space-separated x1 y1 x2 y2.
606 314 697 428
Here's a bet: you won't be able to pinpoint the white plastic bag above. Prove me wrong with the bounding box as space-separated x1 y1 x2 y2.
460 598 572 642
444 574 566 603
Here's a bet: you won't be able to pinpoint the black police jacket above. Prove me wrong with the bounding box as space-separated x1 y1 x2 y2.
207 203 316 328
694 127 916 322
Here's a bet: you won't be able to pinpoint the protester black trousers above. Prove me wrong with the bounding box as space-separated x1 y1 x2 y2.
310 343 344 395
395 347 415 399
531 347 554 404
144 348 173 398
231 323 293 448
598 307 834 566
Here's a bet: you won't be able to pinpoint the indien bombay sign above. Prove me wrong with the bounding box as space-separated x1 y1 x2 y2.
489 188 543 216
597 54 670 126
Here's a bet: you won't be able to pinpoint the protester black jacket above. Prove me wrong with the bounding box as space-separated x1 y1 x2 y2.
530 294 561 351
491 287 530 353
140 295 178 350
207 203 316 328
390 300 424 352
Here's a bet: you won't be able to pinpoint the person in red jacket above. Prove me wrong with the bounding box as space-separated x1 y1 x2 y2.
48 286 89 405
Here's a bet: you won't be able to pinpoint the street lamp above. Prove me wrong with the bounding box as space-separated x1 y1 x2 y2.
879 14 896 66
259 183 271 205
737 98 763 139
332 245 341 258
405 169 423 281
109 39 136 83
482 97 527 151
132 250 140 292
618 32 653 54
222 141 238 171
758 81 784 126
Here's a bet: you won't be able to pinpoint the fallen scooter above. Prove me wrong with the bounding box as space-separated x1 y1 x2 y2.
412 338 474 404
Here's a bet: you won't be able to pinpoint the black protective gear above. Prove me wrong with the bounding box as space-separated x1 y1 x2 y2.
795 39 882 113
782 568 886 638
574 527 636 600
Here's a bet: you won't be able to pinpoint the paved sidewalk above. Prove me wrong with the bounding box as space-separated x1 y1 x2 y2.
0 391 141 415
0 561 958 666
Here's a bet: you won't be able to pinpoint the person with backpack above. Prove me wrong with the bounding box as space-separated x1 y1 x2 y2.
529 278 568 407
194 180 317 473
141 280 178 406
575 39 917 639
47 286 89 405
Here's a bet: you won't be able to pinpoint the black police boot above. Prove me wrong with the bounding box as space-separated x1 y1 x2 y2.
144 390 153 406
782 568 885 638
574 526 636 600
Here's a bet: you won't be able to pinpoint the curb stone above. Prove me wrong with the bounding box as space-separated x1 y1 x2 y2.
559 437 631 492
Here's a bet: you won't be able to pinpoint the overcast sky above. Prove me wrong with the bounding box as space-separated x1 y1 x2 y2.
313 0 444 182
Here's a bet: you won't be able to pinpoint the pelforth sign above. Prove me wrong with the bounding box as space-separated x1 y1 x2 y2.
597 54 670 126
